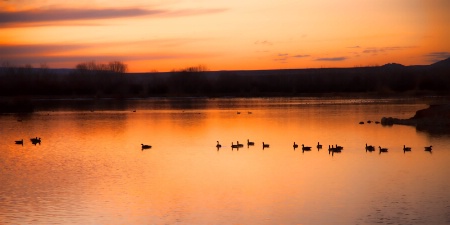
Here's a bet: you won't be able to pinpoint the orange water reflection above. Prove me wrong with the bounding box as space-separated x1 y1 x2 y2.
1 98 449 224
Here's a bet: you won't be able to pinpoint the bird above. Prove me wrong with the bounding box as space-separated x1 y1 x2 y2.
302 144 312 151
379 146 388 153
15 139 23 145
317 142 322 149
359 121 364 124
403 145 411 152
367 120 372 124
237 112 241 114
141 144 152 149
237 141 244 147
30 137 41 145
365 143 375 151
293 142 298 149
216 141 222 148
231 142 240 149
375 121 380 124
262 142 270 148
247 139 255 146
328 145 341 154
335 144 343 150
424 146 432 151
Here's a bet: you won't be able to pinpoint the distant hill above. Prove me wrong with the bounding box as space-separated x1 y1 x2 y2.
431 57 450 68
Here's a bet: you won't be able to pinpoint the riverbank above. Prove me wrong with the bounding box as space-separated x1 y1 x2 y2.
381 104 450 133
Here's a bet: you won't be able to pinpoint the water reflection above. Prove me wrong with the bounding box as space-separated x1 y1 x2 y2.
1 98 450 225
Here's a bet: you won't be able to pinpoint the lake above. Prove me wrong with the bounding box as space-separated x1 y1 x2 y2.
1 97 450 225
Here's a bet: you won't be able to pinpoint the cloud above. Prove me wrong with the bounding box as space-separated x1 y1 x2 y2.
0 8 161 24
0 44 89 57
315 57 347 61
0 37 209 57
0 7 227 26
424 52 450 62
347 46 360 49
278 53 289 57
362 46 414 55
292 54 310 58
254 40 273 46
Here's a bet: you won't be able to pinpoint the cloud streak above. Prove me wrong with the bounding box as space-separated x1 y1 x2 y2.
315 57 347 61
0 7 227 26
424 52 450 62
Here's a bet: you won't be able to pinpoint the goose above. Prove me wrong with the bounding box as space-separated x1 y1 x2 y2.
247 139 255 146
141 144 152 149
293 142 298 149
379 146 388 152
403 145 411 151
375 121 380 124
216 141 222 148
302 144 312 151
231 142 240 148
317 142 322 149
424 146 432 151
237 112 241 114
359 121 364 124
367 120 372 124
328 145 341 154
262 142 270 148
237 141 244 147
15 139 23 145
365 143 375 151
335 144 343 150
30 137 41 145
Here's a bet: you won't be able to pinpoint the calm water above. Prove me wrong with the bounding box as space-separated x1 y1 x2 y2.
1 98 450 225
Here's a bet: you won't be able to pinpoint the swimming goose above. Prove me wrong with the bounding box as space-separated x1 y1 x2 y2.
328 145 341 153
317 142 322 149
302 144 312 151
365 143 375 151
231 142 240 148
15 139 23 145
424 146 432 151
141 144 152 149
335 144 343 150
379 146 388 152
216 141 222 148
403 145 411 151
237 141 244 147
247 139 255 146
30 137 41 145
262 142 270 148
293 142 298 149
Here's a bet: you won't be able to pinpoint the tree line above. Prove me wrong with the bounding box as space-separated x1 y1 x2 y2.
1 60 449 98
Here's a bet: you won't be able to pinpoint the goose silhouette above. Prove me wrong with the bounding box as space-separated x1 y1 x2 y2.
365 143 375 151
141 144 152 149
317 142 322 149
293 142 298 149
247 139 255 146
216 141 222 148
379 146 388 153
262 142 270 148
424 146 432 151
15 139 23 145
403 145 411 151
237 141 244 147
302 144 312 151
231 142 240 148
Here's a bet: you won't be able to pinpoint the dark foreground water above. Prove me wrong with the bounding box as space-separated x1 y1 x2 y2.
1 98 450 225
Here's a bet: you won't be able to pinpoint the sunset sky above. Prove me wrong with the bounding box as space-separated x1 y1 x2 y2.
1 0 449 72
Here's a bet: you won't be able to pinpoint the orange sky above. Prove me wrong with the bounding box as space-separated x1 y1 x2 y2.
0 0 449 72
